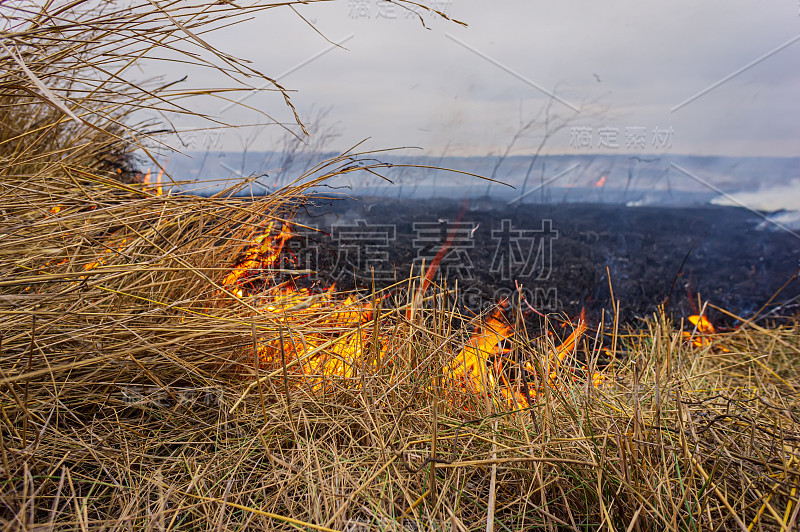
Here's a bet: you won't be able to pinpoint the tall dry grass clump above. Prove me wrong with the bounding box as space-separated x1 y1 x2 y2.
1 1 799 530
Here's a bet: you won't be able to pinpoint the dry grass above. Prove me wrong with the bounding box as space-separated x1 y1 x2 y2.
2 1 799 530
2 187 799 530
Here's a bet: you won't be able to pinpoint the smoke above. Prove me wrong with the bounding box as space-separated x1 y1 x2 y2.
711 179 800 229
711 179 800 212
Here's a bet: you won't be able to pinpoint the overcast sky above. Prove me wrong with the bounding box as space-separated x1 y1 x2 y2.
152 0 800 158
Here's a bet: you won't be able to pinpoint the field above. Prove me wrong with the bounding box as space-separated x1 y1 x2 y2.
1 1 799 530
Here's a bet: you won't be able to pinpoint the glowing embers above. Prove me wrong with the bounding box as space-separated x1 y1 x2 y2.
82 238 129 277
37 234 128 279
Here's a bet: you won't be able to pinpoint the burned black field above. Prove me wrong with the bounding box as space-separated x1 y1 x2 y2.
294 197 800 325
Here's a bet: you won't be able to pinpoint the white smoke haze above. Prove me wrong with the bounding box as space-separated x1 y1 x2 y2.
712 180 800 212
712 179 800 230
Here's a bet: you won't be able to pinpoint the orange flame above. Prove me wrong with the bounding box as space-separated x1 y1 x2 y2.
407 205 469 320
448 305 514 399
683 314 716 347
220 222 605 407
253 287 383 390
448 306 595 409
155 169 163 196
689 314 714 334
595 176 606 188
219 223 383 390
541 309 587 388
141 168 164 196
221 222 293 298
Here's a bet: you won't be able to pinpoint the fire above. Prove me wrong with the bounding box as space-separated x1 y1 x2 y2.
407 206 468 321
221 222 293 298
220 223 383 390
221 222 606 407
595 176 606 188
253 287 381 390
141 168 164 196
82 238 129 278
448 305 515 401
689 314 714 334
446 306 602 409
683 314 715 347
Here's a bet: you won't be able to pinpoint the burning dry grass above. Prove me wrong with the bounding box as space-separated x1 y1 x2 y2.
2 1 800 530
2 173 799 530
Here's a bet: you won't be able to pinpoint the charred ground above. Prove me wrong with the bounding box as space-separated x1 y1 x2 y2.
290 197 800 326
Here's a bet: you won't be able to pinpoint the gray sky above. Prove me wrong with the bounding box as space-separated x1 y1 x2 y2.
153 0 800 158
